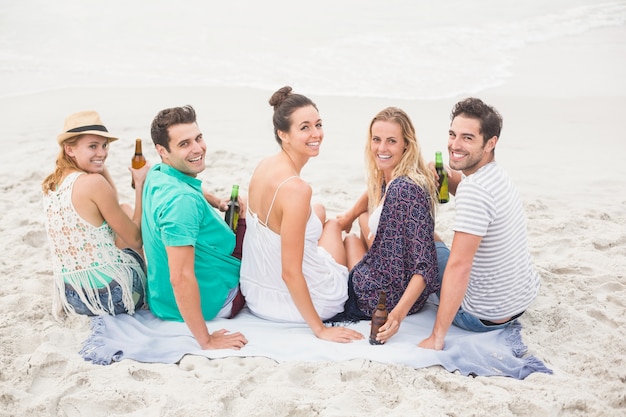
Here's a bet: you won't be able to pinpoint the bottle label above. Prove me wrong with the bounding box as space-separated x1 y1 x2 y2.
369 315 388 345
436 167 449 203
224 186 240 232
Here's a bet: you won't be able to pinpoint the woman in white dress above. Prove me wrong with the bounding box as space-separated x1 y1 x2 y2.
240 86 363 343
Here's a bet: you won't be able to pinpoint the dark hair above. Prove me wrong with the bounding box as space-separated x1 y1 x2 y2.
150 105 197 151
451 98 503 143
269 86 318 145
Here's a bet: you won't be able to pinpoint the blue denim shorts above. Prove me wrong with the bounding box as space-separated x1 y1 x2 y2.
452 308 522 332
64 248 145 316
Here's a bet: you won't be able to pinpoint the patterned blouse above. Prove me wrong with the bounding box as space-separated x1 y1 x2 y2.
351 176 439 316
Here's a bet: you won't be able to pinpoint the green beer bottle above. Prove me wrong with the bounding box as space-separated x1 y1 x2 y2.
435 151 449 204
224 185 240 232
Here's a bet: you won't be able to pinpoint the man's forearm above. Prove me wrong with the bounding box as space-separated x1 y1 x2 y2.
431 262 471 341
171 274 212 347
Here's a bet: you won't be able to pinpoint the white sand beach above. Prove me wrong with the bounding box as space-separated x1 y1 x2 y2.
1 1 625 416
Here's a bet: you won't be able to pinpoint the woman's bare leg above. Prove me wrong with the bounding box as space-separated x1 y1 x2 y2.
318 218 348 267
344 234 367 270
358 212 375 249
313 203 326 223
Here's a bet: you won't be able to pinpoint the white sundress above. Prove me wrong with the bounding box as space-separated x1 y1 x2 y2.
240 176 349 322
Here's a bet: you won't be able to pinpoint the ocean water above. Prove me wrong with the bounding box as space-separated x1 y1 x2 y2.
0 0 624 100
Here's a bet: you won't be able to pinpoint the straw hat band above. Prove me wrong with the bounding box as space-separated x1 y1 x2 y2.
66 124 109 134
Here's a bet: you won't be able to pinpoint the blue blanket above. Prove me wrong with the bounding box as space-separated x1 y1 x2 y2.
80 302 551 379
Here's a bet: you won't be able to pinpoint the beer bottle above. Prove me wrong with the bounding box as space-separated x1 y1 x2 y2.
131 139 146 189
369 291 388 345
224 184 240 232
435 151 449 204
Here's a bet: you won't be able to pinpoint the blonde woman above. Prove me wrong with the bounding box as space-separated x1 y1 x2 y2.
42 111 150 317
337 107 441 344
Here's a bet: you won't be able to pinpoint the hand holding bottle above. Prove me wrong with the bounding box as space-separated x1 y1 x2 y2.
369 291 388 345
372 311 403 344
131 139 147 189
129 160 151 190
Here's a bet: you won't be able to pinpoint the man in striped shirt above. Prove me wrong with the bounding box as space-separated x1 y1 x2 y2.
420 98 540 351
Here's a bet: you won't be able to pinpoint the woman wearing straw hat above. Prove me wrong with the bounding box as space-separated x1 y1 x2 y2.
42 110 151 317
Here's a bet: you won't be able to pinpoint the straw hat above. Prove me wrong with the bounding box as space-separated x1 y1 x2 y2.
57 110 119 144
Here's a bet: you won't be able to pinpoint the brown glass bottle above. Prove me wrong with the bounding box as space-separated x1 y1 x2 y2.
131 139 146 189
369 291 388 345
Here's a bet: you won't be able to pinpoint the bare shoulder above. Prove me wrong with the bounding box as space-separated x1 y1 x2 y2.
74 172 109 186
274 180 311 229
252 157 311 200
279 176 311 199
73 173 114 196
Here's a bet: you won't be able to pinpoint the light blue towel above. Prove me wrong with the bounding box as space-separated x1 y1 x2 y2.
80 303 551 379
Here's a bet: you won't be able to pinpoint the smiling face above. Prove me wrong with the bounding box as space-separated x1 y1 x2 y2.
279 105 323 158
448 115 497 175
64 134 110 174
156 122 206 177
370 120 406 180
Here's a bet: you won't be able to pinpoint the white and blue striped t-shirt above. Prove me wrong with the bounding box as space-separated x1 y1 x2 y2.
453 162 540 321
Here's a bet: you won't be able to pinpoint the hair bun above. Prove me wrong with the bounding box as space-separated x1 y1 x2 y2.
269 86 293 108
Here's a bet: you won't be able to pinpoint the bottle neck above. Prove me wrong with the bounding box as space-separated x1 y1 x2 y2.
435 152 443 168
377 292 386 309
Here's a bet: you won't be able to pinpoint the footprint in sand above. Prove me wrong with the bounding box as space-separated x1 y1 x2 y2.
26 355 69 396
586 307 619 329
22 230 48 248
592 235 626 251
127 366 164 382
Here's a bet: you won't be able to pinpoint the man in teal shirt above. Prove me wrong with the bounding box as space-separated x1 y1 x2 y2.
142 105 247 350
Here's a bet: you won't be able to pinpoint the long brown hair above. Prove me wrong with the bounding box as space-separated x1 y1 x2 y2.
41 135 86 193
365 107 438 217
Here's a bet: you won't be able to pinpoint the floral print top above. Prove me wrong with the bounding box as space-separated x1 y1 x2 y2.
351 176 439 316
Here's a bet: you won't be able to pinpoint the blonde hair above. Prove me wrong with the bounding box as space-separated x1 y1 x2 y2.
365 107 438 217
42 135 86 193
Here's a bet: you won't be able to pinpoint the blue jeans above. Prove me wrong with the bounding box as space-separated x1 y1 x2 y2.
434 241 516 332
64 248 145 316
452 308 516 332
435 241 449 286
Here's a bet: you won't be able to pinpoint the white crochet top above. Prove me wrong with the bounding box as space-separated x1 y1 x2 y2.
43 172 145 316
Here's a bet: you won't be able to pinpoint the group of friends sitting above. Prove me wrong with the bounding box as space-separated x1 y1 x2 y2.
42 86 540 351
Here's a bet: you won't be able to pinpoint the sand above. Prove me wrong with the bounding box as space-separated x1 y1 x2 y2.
1 24 625 417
